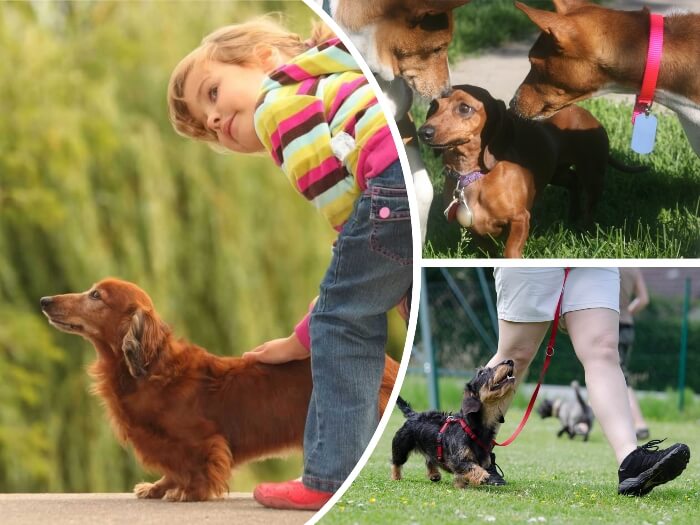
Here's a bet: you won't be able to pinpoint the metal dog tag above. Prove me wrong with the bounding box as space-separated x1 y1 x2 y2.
631 114 658 154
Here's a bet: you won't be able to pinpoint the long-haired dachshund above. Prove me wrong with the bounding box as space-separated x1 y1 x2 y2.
40 278 398 501
391 360 515 488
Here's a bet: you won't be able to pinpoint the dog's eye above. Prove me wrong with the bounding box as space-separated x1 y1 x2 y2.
90 290 101 300
458 103 473 116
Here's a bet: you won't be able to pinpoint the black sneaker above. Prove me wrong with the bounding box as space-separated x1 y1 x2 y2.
618 439 690 496
486 452 506 486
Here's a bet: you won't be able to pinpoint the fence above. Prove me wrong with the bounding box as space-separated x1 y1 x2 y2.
413 267 698 410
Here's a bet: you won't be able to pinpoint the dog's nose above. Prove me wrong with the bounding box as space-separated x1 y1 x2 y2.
505 359 515 367
40 296 53 309
418 125 435 143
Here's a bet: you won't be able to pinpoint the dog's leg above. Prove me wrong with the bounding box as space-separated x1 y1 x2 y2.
425 459 442 482
134 475 177 499
557 427 567 438
453 464 490 488
503 211 530 258
163 436 233 501
405 140 433 244
391 426 416 481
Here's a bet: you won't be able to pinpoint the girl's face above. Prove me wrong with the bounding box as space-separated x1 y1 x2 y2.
184 58 270 154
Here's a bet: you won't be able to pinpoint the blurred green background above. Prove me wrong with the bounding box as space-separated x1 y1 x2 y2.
0 1 407 493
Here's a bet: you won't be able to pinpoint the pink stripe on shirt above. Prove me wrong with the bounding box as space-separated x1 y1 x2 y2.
296 156 339 193
281 63 310 83
356 126 399 189
269 102 324 154
328 77 368 122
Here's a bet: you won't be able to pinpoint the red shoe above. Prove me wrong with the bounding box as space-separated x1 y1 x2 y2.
253 480 333 511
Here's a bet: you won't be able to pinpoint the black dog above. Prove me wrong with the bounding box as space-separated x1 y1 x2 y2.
418 85 644 256
391 360 516 488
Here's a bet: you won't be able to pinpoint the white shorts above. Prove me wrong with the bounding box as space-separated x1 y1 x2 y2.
495 267 620 322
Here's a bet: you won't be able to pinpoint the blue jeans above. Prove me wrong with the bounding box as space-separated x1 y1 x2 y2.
302 160 413 492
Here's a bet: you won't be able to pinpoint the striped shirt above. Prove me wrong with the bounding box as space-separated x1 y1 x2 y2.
254 38 398 231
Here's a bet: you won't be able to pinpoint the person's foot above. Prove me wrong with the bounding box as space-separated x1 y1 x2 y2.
618 439 690 496
636 428 650 440
253 480 333 510
485 452 507 485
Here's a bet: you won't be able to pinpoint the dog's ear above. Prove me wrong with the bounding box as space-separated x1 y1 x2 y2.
461 394 482 416
514 2 576 50
551 0 586 15
121 308 166 378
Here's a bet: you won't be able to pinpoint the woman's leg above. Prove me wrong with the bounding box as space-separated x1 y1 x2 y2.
486 319 551 388
565 308 637 465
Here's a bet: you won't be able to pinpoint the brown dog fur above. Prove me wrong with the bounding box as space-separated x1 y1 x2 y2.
511 0 700 157
41 278 398 501
419 85 615 257
332 0 471 98
512 0 700 118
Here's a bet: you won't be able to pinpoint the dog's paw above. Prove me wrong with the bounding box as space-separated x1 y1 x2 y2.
134 482 165 499
164 487 210 502
391 465 402 481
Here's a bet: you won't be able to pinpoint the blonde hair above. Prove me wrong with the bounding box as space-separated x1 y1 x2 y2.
168 16 334 143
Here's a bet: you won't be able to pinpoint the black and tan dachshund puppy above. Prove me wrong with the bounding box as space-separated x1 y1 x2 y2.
419 85 643 257
391 360 516 488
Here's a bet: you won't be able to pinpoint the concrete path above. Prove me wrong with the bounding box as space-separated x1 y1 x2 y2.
0 493 315 525
451 0 698 104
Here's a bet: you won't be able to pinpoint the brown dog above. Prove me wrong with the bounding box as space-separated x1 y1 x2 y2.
419 85 635 257
511 0 700 155
40 278 398 501
330 0 471 99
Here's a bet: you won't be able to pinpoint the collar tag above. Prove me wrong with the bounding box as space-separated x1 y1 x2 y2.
631 113 658 154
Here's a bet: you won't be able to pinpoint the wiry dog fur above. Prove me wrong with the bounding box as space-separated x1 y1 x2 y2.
391 360 516 488
40 278 398 501
537 381 594 441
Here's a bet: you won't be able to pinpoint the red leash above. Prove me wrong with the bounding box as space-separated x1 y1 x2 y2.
492 267 571 447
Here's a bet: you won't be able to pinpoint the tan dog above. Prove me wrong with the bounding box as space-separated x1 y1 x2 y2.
330 0 471 99
511 0 700 155
419 85 639 258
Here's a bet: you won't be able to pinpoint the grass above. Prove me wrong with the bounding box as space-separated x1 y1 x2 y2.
417 97 700 259
324 408 700 525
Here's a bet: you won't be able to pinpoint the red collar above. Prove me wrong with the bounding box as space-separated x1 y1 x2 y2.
632 13 664 123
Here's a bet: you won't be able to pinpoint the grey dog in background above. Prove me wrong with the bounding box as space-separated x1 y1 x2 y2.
537 381 594 441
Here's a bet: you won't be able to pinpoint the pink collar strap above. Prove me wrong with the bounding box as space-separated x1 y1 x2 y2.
632 13 664 123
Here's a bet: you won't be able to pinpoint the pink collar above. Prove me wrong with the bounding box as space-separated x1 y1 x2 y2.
632 13 664 123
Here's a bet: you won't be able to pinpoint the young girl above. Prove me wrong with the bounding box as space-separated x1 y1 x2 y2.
168 17 413 510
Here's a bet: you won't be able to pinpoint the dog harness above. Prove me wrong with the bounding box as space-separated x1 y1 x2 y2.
436 415 492 463
443 169 487 227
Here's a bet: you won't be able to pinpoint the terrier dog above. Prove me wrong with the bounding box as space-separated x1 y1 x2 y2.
391 360 515 488
537 381 594 441
511 0 700 155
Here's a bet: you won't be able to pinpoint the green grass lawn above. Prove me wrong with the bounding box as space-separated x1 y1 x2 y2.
323 408 700 524
418 98 700 259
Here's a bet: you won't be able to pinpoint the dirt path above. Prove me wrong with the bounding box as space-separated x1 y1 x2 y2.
0 493 315 525
450 1 697 103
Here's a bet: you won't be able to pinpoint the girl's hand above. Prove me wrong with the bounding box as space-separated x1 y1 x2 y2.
242 333 309 364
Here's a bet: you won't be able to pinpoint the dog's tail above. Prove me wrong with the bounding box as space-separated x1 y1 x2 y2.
571 380 588 409
608 156 647 173
396 396 415 418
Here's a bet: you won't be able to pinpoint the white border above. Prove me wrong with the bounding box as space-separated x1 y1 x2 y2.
299 1 421 523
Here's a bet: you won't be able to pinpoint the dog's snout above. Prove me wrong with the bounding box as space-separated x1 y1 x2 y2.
418 125 435 143
504 359 514 367
40 296 53 309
